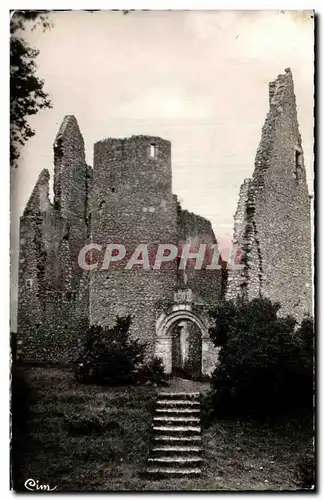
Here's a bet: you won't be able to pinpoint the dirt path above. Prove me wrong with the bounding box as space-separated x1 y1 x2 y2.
163 377 210 394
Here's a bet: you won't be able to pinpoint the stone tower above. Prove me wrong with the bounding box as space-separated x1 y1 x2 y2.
89 136 179 357
227 69 313 322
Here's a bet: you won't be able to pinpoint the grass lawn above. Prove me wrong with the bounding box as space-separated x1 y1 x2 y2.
11 365 313 491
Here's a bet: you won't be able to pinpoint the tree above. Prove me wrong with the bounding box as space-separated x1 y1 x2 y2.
10 11 52 167
209 297 314 416
75 316 168 386
75 316 147 385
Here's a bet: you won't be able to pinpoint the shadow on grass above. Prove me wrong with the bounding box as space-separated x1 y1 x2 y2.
10 365 315 491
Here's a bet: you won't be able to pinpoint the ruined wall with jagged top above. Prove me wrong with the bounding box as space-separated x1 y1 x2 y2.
17 120 224 365
227 69 313 322
177 205 223 308
226 178 251 300
17 116 91 363
17 69 313 366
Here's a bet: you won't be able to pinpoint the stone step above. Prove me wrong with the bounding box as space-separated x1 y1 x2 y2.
154 416 200 424
154 435 202 442
158 392 200 399
147 391 202 476
157 399 200 406
152 446 202 453
147 467 202 476
148 457 203 466
156 408 200 414
153 426 201 433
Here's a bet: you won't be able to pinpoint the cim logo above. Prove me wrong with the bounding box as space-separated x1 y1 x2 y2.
24 478 57 492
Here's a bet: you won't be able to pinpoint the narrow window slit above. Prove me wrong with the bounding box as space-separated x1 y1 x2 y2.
150 144 157 158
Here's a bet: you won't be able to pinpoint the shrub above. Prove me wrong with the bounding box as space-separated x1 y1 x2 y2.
75 316 146 385
200 391 216 429
209 298 314 417
134 357 168 386
75 317 169 387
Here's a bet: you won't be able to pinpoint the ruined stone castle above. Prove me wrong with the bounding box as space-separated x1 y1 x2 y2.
17 68 313 375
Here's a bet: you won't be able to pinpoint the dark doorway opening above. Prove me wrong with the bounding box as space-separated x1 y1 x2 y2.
171 321 202 380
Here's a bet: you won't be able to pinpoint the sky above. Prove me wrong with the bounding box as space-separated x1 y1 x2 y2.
10 10 314 329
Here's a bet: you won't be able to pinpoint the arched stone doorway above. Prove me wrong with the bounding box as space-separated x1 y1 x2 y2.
155 307 219 377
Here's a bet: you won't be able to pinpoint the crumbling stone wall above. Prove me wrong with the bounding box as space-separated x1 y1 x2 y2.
17 125 223 367
89 135 223 360
54 116 90 278
177 206 223 307
17 116 90 363
172 207 222 377
18 69 312 367
226 178 251 300
227 69 313 322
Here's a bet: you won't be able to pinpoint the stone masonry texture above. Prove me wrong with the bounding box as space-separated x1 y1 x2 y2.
18 128 223 366
17 116 91 363
17 69 313 368
226 69 313 322
90 136 179 357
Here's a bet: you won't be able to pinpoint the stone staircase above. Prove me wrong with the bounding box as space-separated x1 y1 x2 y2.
147 391 203 477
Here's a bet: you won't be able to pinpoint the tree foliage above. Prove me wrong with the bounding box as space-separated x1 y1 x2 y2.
209 298 314 416
75 316 146 385
135 357 168 386
75 316 168 386
10 11 52 167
